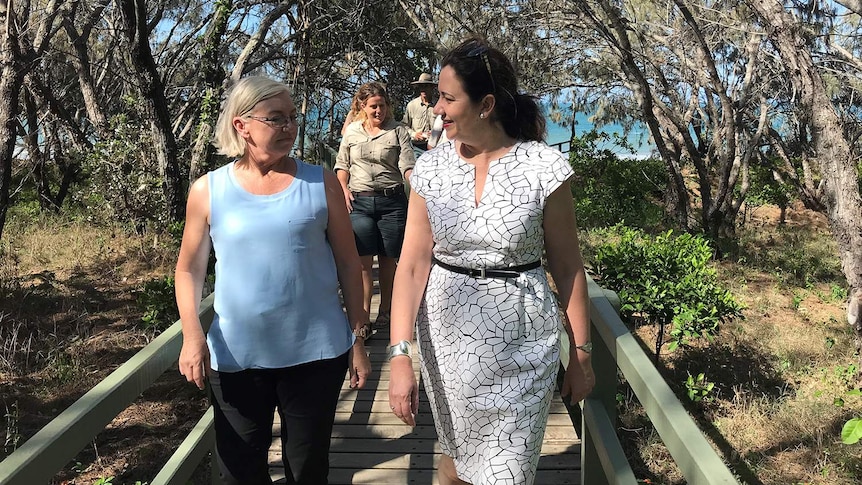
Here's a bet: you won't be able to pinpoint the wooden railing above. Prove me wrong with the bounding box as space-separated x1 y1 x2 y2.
0 275 739 484
559 277 740 484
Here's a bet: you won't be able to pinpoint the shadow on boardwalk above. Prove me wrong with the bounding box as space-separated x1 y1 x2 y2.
269 269 582 484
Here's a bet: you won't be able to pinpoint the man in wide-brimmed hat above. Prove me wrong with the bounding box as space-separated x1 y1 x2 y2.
402 73 437 154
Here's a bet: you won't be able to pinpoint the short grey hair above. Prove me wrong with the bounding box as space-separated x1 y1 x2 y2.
213 76 293 158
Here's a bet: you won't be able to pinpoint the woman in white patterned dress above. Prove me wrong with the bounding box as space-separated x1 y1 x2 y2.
387 37 595 485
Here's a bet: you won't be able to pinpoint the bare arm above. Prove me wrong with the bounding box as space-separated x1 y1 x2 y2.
543 179 595 404
175 175 213 390
388 189 434 425
334 138 354 211
324 170 370 388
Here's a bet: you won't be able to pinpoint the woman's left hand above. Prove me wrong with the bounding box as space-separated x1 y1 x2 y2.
562 351 595 405
348 340 371 389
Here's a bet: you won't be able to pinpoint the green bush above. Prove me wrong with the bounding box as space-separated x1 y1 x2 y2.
137 275 179 331
589 225 744 357
569 131 666 229
75 114 171 230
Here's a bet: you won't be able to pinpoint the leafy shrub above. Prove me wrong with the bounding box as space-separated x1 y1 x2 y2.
842 417 862 445
744 159 793 212
685 372 715 402
75 114 170 230
732 226 844 287
589 225 744 358
568 131 667 229
137 275 179 331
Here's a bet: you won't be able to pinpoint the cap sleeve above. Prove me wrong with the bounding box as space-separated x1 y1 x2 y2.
537 145 574 200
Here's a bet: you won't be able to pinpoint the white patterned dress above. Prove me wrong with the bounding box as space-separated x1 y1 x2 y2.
409 140 574 485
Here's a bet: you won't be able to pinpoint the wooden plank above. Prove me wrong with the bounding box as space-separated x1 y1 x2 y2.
268 438 579 456
269 292 581 484
270 467 581 485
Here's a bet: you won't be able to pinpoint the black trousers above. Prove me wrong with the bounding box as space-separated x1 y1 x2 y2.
209 352 348 485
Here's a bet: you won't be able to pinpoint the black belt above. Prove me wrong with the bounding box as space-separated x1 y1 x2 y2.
432 257 541 279
352 185 404 197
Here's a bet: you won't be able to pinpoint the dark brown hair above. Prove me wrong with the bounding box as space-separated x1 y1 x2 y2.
441 37 545 142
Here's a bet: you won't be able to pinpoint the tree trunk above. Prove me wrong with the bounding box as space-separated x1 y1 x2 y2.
585 0 691 229
119 0 184 222
0 0 27 240
749 0 862 366
187 0 232 183
22 90 58 211
62 0 112 138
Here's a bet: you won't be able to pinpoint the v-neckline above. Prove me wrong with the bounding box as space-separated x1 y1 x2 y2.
462 142 518 208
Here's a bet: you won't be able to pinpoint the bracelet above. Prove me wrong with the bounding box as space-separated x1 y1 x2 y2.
576 341 593 354
387 340 412 361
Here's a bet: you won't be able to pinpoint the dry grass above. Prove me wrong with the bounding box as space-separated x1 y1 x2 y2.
2 205 861 484
602 205 862 485
0 213 210 484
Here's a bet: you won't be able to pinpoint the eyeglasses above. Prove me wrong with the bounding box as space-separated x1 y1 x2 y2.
245 114 298 130
466 45 496 94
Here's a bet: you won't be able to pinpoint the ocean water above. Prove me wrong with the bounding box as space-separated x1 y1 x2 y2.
545 112 654 159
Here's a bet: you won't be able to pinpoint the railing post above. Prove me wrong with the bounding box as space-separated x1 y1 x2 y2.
211 446 219 484
581 288 622 485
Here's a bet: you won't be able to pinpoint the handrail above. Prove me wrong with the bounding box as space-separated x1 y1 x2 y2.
1 273 740 484
549 139 572 154
0 294 216 485
559 275 739 484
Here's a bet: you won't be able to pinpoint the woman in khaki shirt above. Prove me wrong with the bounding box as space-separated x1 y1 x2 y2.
334 82 415 338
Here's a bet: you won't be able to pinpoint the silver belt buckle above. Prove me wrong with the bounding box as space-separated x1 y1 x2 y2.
478 268 487 279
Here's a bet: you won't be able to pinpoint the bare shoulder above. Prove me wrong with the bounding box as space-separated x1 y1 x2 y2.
187 174 210 201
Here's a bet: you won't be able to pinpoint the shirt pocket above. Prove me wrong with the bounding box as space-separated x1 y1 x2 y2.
378 136 402 168
288 217 318 252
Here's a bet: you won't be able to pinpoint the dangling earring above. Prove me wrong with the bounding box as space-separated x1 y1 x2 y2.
479 113 485 119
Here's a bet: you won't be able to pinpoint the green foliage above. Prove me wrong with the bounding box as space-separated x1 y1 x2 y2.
685 372 715 402
568 130 667 229
732 227 844 287
92 477 114 485
744 160 793 209
75 114 169 229
590 225 744 354
829 284 848 302
841 418 862 445
137 275 179 331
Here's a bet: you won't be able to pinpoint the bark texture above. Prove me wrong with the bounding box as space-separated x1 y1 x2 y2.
750 0 862 373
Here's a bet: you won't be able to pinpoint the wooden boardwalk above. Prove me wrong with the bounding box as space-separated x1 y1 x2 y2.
268 297 582 484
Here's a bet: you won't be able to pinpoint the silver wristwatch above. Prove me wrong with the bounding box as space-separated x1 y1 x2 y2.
387 340 412 361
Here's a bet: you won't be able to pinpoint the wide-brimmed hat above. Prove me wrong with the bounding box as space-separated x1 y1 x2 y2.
410 73 437 85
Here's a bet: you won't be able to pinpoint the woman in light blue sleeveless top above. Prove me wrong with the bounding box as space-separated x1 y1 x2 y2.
175 76 370 485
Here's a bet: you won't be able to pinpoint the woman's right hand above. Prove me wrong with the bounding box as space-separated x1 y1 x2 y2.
388 357 419 426
179 333 210 390
342 187 354 213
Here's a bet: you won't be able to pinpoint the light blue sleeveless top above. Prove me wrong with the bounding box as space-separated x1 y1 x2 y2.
206 160 354 372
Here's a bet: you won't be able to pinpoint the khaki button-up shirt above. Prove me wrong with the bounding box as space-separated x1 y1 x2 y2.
402 97 435 139
334 119 416 192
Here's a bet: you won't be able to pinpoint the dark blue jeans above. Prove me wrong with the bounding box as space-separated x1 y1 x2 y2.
209 352 348 484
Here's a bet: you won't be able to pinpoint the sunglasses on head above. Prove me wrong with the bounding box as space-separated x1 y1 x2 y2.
465 45 496 94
